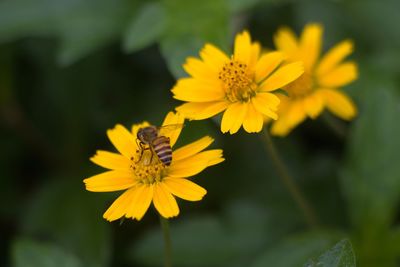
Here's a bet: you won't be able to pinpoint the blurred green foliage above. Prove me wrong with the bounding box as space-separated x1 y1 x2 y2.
304 239 356 267
13 238 84 267
1 0 400 266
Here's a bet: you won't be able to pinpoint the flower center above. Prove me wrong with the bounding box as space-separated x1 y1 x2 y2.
218 59 257 102
130 149 166 185
283 72 314 98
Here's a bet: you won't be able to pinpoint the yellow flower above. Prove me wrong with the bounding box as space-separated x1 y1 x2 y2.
172 31 304 134
270 23 358 136
84 112 224 221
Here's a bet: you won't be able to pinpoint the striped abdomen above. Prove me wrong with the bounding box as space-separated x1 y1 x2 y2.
152 136 172 166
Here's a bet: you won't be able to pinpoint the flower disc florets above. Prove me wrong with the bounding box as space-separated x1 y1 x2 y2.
219 59 257 102
130 150 166 185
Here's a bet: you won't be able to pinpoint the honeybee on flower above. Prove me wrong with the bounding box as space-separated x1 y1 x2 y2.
136 124 184 166
84 112 224 221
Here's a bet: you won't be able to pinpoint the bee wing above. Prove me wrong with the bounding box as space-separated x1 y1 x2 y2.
158 124 185 136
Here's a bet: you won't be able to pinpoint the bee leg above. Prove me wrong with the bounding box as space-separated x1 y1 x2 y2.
135 142 148 163
149 150 154 164
135 138 141 149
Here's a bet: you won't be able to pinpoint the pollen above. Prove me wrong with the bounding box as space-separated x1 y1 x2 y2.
284 72 314 98
130 149 166 185
218 59 257 102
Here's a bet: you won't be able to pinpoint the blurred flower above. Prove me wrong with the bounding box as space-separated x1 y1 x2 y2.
84 112 224 221
172 31 304 134
270 23 358 136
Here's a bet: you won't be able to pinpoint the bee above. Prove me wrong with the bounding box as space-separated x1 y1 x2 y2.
136 124 183 166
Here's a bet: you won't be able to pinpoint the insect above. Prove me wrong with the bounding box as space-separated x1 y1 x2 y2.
136 124 184 166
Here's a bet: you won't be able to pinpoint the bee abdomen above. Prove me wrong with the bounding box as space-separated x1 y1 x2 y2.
153 136 172 166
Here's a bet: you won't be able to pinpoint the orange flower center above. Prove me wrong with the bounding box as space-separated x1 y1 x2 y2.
218 59 257 102
130 149 166 184
284 72 314 98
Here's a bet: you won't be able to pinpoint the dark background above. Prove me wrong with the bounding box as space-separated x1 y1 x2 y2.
1 0 400 266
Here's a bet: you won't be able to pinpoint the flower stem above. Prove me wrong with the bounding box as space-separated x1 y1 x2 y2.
321 112 347 138
261 127 319 228
159 216 172 267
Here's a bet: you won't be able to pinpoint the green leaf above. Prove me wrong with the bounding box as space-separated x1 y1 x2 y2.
340 74 400 266
12 238 83 267
123 2 166 53
251 231 340 267
160 35 204 78
227 0 261 13
304 239 356 267
56 0 133 65
341 79 400 234
129 200 298 267
346 0 400 51
0 0 133 65
0 0 63 41
134 216 234 267
274 88 289 97
20 179 111 267
160 0 229 77
227 0 288 13
385 226 400 257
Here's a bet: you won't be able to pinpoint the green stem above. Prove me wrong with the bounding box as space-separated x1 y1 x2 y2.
160 216 172 267
261 127 320 228
321 112 347 138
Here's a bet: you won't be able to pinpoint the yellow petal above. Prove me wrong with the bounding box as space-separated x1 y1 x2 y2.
90 150 130 170
173 136 214 162
318 62 358 88
243 102 264 133
255 51 285 83
125 184 153 220
84 170 136 192
172 78 224 102
249 42 261 70
175 101 228 120
220 102 247 134
163 177 207 201
271 100 307 136
316 40 354 76
317 88 357 120
207 156 225 166
303 93 324 119
286 100 307 128
198 149 224 167
161 111 185 147
234 31 252 65
252 93 280 120
230 102 248 134
275 93 290 111
260 62 304 92
200 43 229 72
169 158 208 178
169 150 223 178
274 26 299 56
103 186 138 222
153 182 179 218
134 185 154 220
183 57 218 80
107 124 137 159
300 23 323 71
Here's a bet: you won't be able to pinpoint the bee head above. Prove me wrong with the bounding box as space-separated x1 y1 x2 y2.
137 128 146 143
136 128 144 142
137 126 157 144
